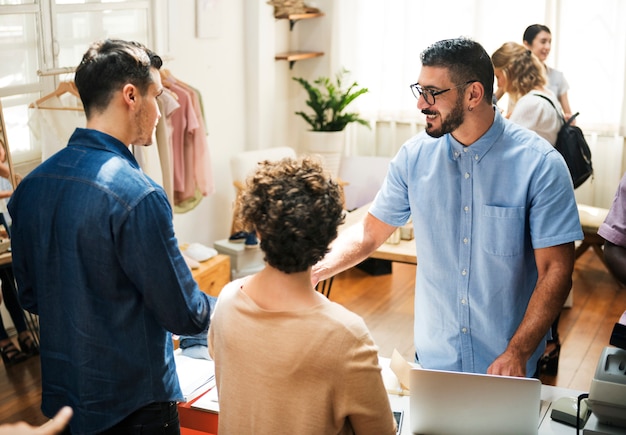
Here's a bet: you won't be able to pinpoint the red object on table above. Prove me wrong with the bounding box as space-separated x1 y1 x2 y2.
178 389 219 435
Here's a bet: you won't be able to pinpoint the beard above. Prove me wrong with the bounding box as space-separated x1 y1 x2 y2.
423 95 465 138
133 105 156 146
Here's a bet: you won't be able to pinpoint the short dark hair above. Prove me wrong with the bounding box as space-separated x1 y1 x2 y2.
238 157 345 274
523 24 551 45
420 37 494 103
74 39 163 118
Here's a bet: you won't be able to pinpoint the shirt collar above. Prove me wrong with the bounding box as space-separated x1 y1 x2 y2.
69 128 140 169
449 106 504 163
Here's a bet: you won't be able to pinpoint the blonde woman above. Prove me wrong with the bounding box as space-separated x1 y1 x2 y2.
492 41 563 147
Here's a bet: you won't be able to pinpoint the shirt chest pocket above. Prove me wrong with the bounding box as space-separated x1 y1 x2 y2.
481 205 526 257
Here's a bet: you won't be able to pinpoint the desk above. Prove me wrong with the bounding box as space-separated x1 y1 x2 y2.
178 396 218 435
190 254 231 297
178 384 596 435
342 204 417 265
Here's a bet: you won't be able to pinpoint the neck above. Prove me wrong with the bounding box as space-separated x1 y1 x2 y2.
242 265 323 311
452 102 495 146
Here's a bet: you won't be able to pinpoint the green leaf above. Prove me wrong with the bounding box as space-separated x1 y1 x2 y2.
292 69 370 131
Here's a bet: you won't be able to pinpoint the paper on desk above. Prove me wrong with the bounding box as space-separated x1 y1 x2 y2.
174 352 215 402
191 386 219 414
390 349 412 391
380 349 414 396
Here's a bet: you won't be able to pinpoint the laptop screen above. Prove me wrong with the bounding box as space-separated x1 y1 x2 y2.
409 368 541 434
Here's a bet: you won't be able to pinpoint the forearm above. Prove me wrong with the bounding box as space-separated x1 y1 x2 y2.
490 243 574 376
0 163 10 180
508 267 571 361
312 213 396 285
312 223 377 284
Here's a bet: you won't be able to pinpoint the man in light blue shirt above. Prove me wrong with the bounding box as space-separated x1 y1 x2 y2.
312 37 582 377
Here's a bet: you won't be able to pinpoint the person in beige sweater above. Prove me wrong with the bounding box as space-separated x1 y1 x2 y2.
208 157 396 435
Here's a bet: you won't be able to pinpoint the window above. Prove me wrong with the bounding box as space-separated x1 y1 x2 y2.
0 0 153 165
334 0 626 135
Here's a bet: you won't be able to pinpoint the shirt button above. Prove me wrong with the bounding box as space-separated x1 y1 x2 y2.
461 298 467 305
454 151 460 157
464 172 470 179
474 155 479 160
463 237 469 244
461 269 467 276
464 206 469 212
463 148 469 153
461 327 468 333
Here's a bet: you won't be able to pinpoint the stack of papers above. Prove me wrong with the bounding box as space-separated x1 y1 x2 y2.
380 349 419 396
190 387 220 414
174 352 215 402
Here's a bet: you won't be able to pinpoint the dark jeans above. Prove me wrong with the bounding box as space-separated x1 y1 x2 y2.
62 402 180 435
0 267 28 340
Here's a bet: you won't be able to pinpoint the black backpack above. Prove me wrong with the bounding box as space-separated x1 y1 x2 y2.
536 94 593 189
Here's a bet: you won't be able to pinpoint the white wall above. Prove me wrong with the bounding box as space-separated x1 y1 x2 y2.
159 1 247 246
161 0 337 247
157 0 624 250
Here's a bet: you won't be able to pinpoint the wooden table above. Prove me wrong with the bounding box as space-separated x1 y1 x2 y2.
342 204 417 265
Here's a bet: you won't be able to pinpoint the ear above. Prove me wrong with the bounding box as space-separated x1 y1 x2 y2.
466 81 484 109
122 84 137 107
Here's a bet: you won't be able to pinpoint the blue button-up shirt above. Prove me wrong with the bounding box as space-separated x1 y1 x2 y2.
8 128 214 434
370 109 582 375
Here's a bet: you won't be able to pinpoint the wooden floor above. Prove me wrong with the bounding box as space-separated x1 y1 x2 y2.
0 247 624 426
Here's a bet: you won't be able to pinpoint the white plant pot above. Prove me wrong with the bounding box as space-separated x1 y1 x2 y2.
301 130 346 179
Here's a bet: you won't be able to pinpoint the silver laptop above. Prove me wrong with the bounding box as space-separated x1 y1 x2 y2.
409 368 541 435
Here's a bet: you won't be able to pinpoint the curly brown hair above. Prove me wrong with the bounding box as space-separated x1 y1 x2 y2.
237 157 345 274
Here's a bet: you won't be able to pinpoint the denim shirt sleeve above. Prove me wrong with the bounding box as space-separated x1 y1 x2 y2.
116 190 212 335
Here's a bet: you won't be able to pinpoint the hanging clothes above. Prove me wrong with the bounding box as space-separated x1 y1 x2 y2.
153 89 181 209
26 75 214 212
162 72 214 213
28 81 86 161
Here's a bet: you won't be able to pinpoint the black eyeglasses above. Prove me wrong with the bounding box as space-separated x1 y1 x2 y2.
409 80 478 105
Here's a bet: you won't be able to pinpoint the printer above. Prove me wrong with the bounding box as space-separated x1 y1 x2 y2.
585 313 626 432
588 346 626 429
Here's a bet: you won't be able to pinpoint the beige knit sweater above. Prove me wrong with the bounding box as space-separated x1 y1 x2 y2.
208 279 397 435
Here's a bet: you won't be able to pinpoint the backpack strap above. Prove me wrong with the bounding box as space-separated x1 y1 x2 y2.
535 93 580 127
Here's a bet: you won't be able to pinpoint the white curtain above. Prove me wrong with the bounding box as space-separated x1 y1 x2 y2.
331 0 626 205
332 0 626 135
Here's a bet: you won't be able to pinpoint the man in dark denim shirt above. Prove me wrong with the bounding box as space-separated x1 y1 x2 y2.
8 39 215 435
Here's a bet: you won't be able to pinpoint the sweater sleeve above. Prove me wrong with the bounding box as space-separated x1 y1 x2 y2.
336 322 397 435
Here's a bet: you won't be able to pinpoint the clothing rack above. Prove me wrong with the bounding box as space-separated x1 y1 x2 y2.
37 66 76 77
0 101 17 189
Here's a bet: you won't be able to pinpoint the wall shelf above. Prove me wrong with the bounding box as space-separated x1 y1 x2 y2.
278 12 325 31
274 10 325 68
275 51 324 69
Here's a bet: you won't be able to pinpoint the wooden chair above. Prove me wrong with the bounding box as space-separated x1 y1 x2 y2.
576 204 623 287
576 204 609 263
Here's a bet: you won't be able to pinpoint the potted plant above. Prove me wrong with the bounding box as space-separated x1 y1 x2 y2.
292 69 369 177
292 68 370 132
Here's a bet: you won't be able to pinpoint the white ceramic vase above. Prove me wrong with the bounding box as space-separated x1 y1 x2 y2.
301 130 346 179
